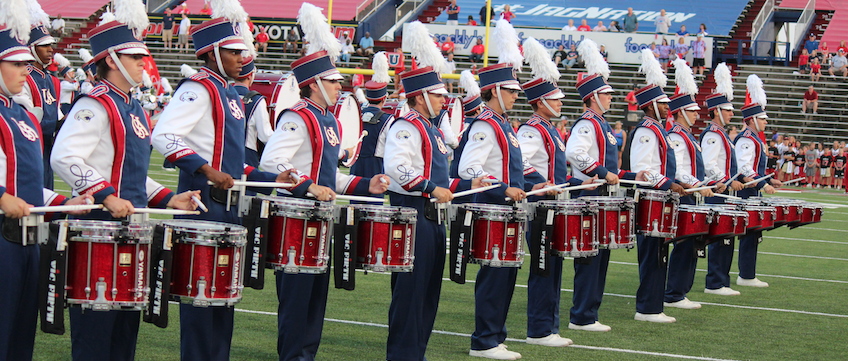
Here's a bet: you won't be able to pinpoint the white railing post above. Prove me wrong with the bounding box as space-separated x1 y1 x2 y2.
751 0 776 41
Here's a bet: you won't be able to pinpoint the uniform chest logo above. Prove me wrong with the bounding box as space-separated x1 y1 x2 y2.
435 136 448 154
607 132 618 146
325 126 340 146
228 99 245 120
41 89 56 105
130 114 149 139
508 132 520 148
15 120 39 142
556 137 566 152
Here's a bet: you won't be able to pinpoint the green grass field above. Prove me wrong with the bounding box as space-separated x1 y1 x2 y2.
33 153 848 360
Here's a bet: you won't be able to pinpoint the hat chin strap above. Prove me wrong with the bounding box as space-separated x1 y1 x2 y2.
593 92 607 113
0 79 13 97
314 76 334 108
541 98 561 118
109 50 140 88
213 43 228 81
682 111 693 127
496 84 507 116
717 111 726 126
652 101 661 122
422 90 437 119
30 46 50 67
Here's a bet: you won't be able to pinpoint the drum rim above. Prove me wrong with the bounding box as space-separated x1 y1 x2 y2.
55 218 152 231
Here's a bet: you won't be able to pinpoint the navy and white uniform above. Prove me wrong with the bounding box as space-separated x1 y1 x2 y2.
350 105 392 178
52 80 176 361
664 123 709 303
700 121 739 290
517 114 582 338
151 67 277 361
450 106 536 351
60 78 79 115
0 93 68 361
734 127 768 280
383 108 470 361
234 84 272 167
14 65 62 189
261 97 373 361
564 108 633 326
627 116 676 315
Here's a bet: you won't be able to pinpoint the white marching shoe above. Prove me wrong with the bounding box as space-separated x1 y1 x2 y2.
737 276 769 287
568 321 611 332
469 344 522 360
526 334 573 347
664 297 702 309
634 312 677 323
704 287 741 296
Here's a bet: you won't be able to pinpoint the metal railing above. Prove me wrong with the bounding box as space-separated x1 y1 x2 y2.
717 39 792 66
751 0 775 41
793 0 817 54
379 0 427 41
356 0 389 21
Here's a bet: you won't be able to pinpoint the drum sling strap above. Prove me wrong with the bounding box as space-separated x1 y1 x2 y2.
242 197 270 289
144 224 174 328
528 204 554 277
38 223 68 335
449 207 473 284
694 235 707 258
334 206 361 290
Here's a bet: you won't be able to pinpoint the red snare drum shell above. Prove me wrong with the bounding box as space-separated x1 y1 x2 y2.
263 197 335 274
462 204 527 267
671 205 712 242
353 205 417 272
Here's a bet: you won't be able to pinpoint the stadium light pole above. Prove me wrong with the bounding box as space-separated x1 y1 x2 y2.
483 0 491 67
328 0 334 26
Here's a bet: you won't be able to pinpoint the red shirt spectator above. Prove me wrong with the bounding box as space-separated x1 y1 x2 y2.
501 5 516 22
468 19 478 26
199 4 212 15
577 19 591 31
256 32 269 43
625 90 638 111
811 62 821 74
804 88 818 101
176 3 189 14
441 39 455 54
472 43 485 55
798 52 809 66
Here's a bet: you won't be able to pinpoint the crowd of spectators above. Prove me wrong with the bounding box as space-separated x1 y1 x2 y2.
799 34 848 80
769 136 847 190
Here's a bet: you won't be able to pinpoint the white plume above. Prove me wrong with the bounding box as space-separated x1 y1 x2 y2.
161 77 173 93
113 0 149 38
371 51 391 84
714 62 734 101
355 88 367 104
746 74 767 108
1 0 31 43
209 0 254 57
142 70 153 88
240 22 256 58
639 48 667 88
27 0 51 28
492 18 523 70
672 57 697 96
459 70 480 98
578 38 610 80
523 37 559 83
180 64 198 77
298 3 341 60
78 48 94 64
99 12 116 26
404 21 448 73
75 68 85 81
53 53 71 69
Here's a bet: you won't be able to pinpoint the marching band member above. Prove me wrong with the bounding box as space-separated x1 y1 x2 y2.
459 69 484 127
55 53 78 115
0 2 91 358
702 63 745 296
14 0 60 189
52 1 202 358
734 75 782 288
233 56 273 168
352 51 393 179
259 4 389 360
566 39 640 332
78 49 96 94
664 58 718 310
625 49 684 324
151 0 287 358
518 37 588 347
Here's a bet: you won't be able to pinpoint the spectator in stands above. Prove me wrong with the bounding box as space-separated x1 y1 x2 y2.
285 26 300 53
562 19 577 31
608 21 621 32
593 21 608 32
833 148 846 189
804 34 819 54
445 53 457 93
357 32 375 56
479 5 495 25
798 48 810 74
501 5 516 22
470 38 485 63
625 83 639 126
819 148 834 188
577 19 591 31
177 2 190 14
613 121 626 166
649 42 660 59
810 57 822 81
599 44 608 61
555 120 569 140
162 9 175 49
441 37 455 55
467 16 478 26
564 43 579 69
178 14 191 53
340 33 351 47
51 14 66 38
838 40 848 54
697 23 708 36
767 140 780 177
676 25 688 37
552 44 567 67
622 7 638 32
658 38 672 72
829 49 848 78
820 41 832 64
802 85 819 114
340 39 354 63
675 36 690 59
446 0 460 26
199 3 212 16
692 34 707 77
804 144 819 186
256 27 269 53
655 9 671 34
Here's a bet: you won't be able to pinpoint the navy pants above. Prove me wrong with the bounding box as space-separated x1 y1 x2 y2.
569 249 611 325
471 266 518 350
70 309 141 361
0 240 39 361
526 254 563 338
706 238 735 289
276 272 330 361
386 195 445 361
737 230 761 279
636 235 667 314
665 238 698 303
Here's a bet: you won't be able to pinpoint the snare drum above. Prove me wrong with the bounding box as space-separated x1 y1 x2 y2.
352 205 417 272
672 205 713 242
382 99 410 118
635 190 679 238
754 197 788 227
251 72 300 122
538 200 598 258
60 219 153 311
581 197 636 249
707 206 748 239
265 196 335 274
165 220 247 307
795 202 824 227
727 199 776 231
461 204 527 267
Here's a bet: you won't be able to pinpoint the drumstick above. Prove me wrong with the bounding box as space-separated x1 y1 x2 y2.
2 204 105 214
618 179 653 186
481 178 500 183
131 208 202 215
782 177 806 185
357 130 369 143
206 180 295 188
191 195 208 212
306 193 388 203
432 184 500 202
723 171 743 186
684 185 717 193
743 173 774 187
711 193 741 200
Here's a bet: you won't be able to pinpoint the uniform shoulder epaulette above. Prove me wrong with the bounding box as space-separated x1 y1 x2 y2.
189 72 210 81
290 100 308 111
88 85 109 97
477 108 496 120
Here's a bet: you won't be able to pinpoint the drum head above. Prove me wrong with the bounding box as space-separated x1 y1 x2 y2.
447 97 464 141
383 99 410 118
334 92 363 168
251 72 300 124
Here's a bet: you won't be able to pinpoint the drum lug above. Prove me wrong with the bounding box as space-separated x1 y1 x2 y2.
490 246 502 268
651 220 660 235
284 248 300 274
92 278 110 311
193 277 210 307
373 249 387 273
608 230 615 244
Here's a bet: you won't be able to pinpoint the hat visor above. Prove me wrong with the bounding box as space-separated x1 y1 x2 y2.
598 87 615 94
684 104 701 111
719 105 734 110
117 48 151 56
221 43 249 51
429 87 449 95
544 90 565 99
657 96 671 103
322 73 345 81
3 53 36 62
35 37 57 46
502 83 523 91
758 114 769 119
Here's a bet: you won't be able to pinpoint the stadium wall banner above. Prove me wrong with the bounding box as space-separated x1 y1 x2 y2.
408 23 714 67
145 15 356 46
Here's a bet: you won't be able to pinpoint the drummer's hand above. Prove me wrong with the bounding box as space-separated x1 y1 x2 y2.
341 147 356 161
635 170 650 182
0 193 32 219
201 165 234 189
63 194 94 215
605 172 620 185
582 176 601 189
103 195 135 218
729 180 744 191
741 176 755 187
714 182 727 194
770 179 783 188
431 187 453 203
308 184 336 201
530 182 558 196
168 190 200 211
698 188 715 198
670 182 686 195
763 184 776 194
471 176 487 189
276 169 300 184
505 187 526 201
369 175 390 194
